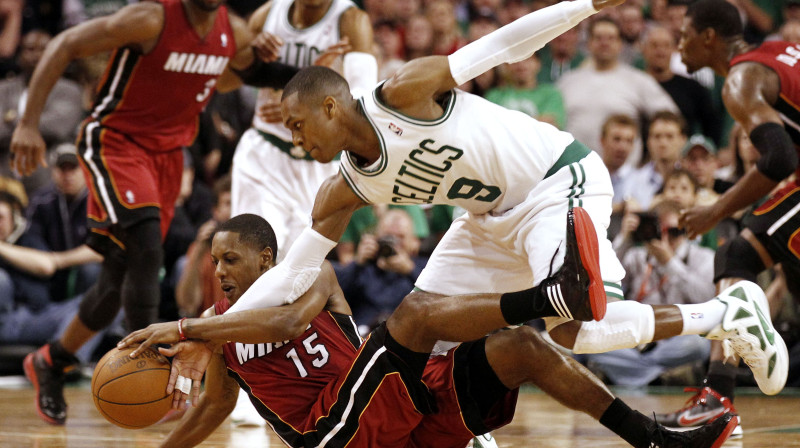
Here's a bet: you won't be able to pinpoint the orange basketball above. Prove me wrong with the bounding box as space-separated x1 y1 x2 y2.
91 346 172 429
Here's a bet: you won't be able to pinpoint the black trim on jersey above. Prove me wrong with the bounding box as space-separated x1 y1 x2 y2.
304 324 437 446
226 368 304 447
328 311 363 350
774 95 800 145
90 48 141 121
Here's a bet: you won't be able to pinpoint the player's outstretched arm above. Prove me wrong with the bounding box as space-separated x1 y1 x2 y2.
158 352 237 447
680 63 794 237
10 3 163 175
382 0 622 109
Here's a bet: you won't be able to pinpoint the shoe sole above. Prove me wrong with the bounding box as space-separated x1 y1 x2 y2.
23 353 65 426
711 415 740 448
750 285 789 395
571 207 606 321
666 424 743 439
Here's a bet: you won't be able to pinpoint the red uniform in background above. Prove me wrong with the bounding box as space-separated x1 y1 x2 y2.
78 0 236 249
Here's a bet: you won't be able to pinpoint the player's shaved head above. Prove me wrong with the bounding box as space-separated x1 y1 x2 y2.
282 66 351 105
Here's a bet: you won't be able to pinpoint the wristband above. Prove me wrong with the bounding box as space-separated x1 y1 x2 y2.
177 317 188 342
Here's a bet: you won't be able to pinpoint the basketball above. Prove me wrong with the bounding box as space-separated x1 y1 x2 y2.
91 346 173 429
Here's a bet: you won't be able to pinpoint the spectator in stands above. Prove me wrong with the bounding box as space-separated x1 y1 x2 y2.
426 0 467 56
174 174 232 318
536 27 584 85
599 114 638 239
0 191 111 364
681 134 732 202
642 25 722 145
617 3 646 65
558 17 678 166
404 14 434 60
486 54 566 129
334 208 428 335
26 143 98 302
0 29 83 195
336 204 430 265
587 200 714 387
618 111 687 210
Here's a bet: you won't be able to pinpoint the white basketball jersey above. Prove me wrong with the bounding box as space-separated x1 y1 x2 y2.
340 85 576 215
253 0 355 138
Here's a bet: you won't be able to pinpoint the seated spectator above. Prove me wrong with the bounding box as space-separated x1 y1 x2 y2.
486 54 566 129
558 17 679 166
334 208 428 335
174 174 232 318
536 27 584 85
426 0 467 56
585 200 714 387
599 114 638 239
336 204 430 265
0 29 83 195
681 134 732 204
26 143 99 302
618 110 687 210
0 192 112 364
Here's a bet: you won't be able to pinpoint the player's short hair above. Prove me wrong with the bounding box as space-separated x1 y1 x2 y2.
215 213 278 259
601 114 637 139
686 0 743 39
282 66 351 105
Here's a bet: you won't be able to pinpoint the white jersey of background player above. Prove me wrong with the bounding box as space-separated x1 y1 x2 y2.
231 0 376 260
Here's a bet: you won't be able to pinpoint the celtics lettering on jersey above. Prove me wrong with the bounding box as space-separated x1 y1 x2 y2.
234 324 330 378
281 42 323 68
393 138 501 204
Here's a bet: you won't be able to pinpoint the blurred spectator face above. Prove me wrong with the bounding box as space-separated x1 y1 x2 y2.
395 0 422 23
601 121 637 172
471 0 501 15
642 26 674 72
662 173 696 209
665 4 688 40
468 15 499 41
736 126 760 172
683 146 717 189
786 3 800 22
213 191 231 223
375 22 405 60
426 0 457 34
0 201 14 241
507 55 540 86
53 162 86 198
500 0 531 24
618 5 645 43
648 118 685 164
377 209 420 256
19 30 52 78
550 27 580 59
404 15 434 54
780 20 800 43
650 0 668 23
588 20 623 67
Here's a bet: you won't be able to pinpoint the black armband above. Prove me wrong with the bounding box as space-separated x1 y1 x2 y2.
750 122 799 182
232 57 300 89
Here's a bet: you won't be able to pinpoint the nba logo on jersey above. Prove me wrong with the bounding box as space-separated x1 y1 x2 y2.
389 122 403 136
221 33 228 48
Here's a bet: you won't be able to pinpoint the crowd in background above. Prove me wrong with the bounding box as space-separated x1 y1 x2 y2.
2 0 800 389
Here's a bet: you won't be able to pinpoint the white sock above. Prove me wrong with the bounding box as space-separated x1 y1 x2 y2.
676 299 727 335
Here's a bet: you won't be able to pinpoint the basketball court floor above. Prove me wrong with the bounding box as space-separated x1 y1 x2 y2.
0 377 797 447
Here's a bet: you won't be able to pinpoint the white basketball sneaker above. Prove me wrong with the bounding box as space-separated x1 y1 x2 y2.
705 281 788 395
466 433 498 448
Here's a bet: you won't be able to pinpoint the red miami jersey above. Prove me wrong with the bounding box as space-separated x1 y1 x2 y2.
87 0 236 152
731 41 800 175
215 300 363 441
